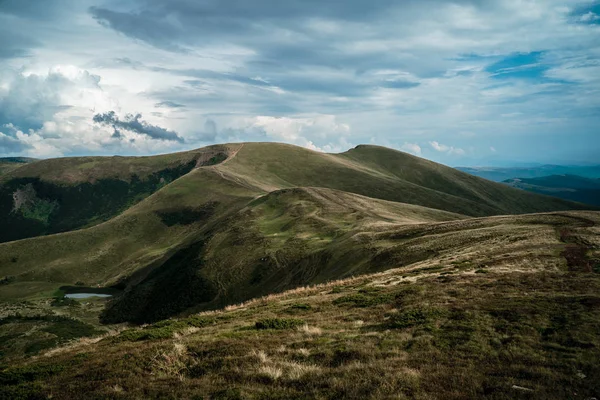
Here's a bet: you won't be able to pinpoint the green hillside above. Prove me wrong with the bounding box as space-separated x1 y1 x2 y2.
2 210 599 399
0 157 37 177
1 143 600 399
0 143 594 322
101 187 465 323
0 145 234 243
219 143 587 216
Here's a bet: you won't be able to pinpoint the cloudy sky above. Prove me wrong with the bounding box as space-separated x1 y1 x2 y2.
0 0 599 166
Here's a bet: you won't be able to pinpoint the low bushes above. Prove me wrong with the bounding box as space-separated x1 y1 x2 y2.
255 318 305 330
387 308 444 329
115 316 217 342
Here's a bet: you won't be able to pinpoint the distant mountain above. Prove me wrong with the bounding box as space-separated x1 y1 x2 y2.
0 157 38 176
503 174 600 207
457 165 600 182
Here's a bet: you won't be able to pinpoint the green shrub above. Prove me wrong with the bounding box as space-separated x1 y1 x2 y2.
50 296 79 307
286 303 312 312
387 308 444 329
0 315 101 354
0 276 15 285
333 292 393 308
185 316 216 328
20 198 59 224
211 387 243 400
255 318 305 330
115 327 175 342
0 364 64 385
358 286 383 294
115 316 216 342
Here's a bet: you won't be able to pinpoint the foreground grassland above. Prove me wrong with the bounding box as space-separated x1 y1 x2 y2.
2 211 599 399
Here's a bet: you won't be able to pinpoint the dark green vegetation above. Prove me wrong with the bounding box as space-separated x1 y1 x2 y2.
0 143 599 398
0 146 231 243
101 241 219 324
1 210 599 399
255 318 305 330
504 174 600 206
0 314 102 359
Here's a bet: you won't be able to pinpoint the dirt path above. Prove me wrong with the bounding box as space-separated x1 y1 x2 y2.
220 143 244 166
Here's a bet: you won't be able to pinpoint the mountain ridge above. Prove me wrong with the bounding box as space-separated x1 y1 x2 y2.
1 142 595 323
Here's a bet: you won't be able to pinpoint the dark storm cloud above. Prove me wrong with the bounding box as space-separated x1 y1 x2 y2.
87 0 493 49
86 0 464 104
90 6 187 52
88 0 398 49
92 111 185 143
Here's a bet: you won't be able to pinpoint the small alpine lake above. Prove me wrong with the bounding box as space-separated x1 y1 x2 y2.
65 293 113 299
59 285 120 300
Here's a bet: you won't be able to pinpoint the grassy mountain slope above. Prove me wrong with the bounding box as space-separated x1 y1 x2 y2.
101 187 465 323
219 143 588 216
0 145 235 243
0 157 37 177
0 167 257 297
504 174 600 206
0 142 593 317
3 210 599 399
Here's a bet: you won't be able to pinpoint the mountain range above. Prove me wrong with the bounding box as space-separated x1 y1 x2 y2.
504 175 600 207
1 143 599 399
456 165 600 182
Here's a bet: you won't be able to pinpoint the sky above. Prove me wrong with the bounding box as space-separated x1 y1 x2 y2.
0 0 599 166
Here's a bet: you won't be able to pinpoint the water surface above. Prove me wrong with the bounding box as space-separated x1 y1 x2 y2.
65 293 112 299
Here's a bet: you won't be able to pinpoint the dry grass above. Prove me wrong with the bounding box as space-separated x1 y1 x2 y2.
150 342 190 381
2 211 600 399
257 365 283 380
298 324 323 336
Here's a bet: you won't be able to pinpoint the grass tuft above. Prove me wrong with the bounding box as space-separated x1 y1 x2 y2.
255 318 305 330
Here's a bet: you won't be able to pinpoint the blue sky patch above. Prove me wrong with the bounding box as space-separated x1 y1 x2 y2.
571 2 600 24
485 51 550 80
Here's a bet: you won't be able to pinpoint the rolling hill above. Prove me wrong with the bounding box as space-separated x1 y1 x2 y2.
0 143 591 310
2 210 599 399
504 174 600 207
0 143 588 245
0 145 233 243
0 157 37 177
1 142 600 398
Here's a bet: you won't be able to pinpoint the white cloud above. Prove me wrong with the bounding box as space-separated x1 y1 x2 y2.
401 142 422 155
490 146 497 152
0 0 598 164
429 141 466 156
429 141 448 152
231 115 352 152
580 12 600 22
0 66 190 157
